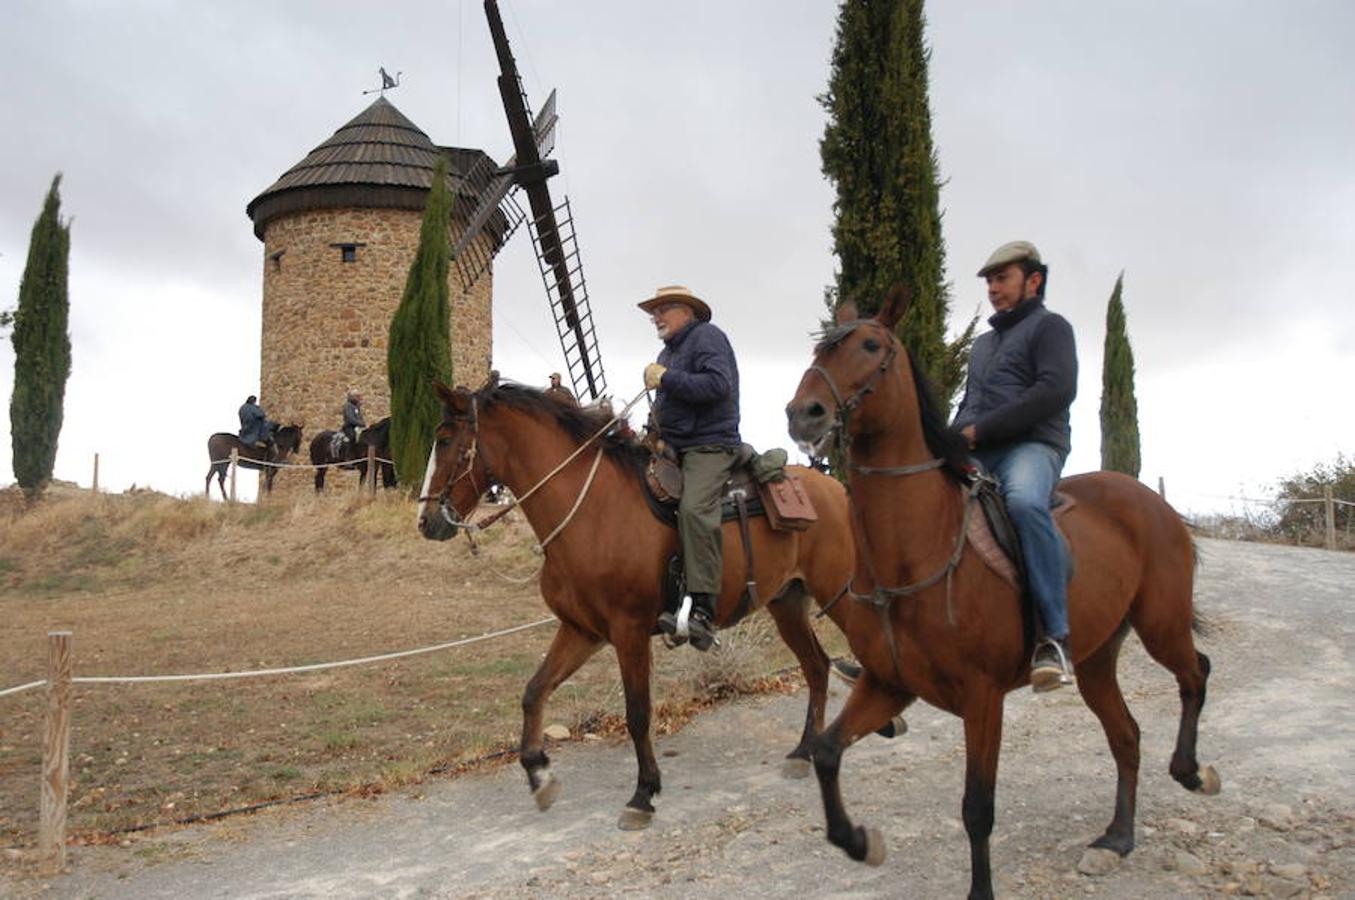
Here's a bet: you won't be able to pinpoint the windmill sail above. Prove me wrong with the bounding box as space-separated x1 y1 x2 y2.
474 0 606 401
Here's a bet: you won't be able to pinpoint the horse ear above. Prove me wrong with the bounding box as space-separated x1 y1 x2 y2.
834 300 859 326
433 380 471 414
876 283 912 329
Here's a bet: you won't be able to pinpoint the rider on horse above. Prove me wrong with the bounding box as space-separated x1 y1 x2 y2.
238 395 275 453
639 285 741 652
952 240 1079 691
544 372 576 405
341 388 366 449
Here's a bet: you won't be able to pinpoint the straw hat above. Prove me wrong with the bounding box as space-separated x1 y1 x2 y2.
636 285 711 322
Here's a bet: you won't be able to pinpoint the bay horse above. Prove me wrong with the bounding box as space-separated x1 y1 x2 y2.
416 381 862 830
205 424 303 500
784 287 1217 899
308 417 397 491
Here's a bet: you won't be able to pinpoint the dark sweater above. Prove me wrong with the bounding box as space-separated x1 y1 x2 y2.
951 298 1077 454
654 320 741 450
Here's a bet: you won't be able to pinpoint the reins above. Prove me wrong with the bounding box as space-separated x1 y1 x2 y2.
420 387 650 556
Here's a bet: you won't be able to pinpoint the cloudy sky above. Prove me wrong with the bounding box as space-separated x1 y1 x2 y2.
1 1 1352 512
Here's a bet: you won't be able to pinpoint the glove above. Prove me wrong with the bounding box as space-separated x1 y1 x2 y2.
644 363 668 390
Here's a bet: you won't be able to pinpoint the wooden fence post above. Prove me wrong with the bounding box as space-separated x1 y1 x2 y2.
229 448 238 503
367 444 378 497
39 631 72 876
1324 484 1336 551
91 453 99 494
1157 476 1166 502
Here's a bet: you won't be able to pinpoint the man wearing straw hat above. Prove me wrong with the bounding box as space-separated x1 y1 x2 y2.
638 285 741 651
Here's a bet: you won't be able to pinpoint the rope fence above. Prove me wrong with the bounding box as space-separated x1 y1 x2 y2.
1164 479 1354 551
0 615 559 874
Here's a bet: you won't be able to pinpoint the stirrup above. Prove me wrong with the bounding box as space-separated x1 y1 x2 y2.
1030 639 1075 693
658 595 693 649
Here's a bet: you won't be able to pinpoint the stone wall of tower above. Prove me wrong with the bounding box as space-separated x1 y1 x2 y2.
258 206 494 494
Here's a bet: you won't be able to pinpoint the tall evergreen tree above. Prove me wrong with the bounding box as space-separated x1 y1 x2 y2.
9 175 72 496
388 158 455 491
1099 272 1141 477
819 0 974 410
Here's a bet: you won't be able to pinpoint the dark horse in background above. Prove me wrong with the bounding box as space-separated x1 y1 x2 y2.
785 287 1218 899
308 417 396 491
205 425 304 500
417 381 865 830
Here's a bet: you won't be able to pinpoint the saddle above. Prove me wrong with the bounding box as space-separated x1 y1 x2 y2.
964 474 1078 642
643 443 819 633
329 432 350 458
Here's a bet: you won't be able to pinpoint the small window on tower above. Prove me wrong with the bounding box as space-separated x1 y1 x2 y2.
268 249 285 272
331 242 365 263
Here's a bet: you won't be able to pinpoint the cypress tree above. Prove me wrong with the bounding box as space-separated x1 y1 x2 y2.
1099 272 1141 477
9 175 72 496
819 0 974 410
388 158 455 491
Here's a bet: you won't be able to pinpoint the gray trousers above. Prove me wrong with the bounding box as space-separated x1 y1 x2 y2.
677 446 740 595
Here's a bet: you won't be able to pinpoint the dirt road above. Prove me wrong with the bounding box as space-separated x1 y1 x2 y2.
18 538 1355 898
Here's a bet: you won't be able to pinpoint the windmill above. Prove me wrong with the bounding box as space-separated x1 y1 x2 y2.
450 0 607 401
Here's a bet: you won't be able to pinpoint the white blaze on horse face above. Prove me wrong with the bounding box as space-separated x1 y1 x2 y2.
416 441 439 527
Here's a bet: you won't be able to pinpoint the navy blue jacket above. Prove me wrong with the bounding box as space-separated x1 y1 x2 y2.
952 298 1077 454
654 320 741 450
238 401 269 445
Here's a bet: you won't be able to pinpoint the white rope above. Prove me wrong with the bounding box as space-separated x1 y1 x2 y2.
211 456 397 470
535 445 606 551
0 617 558 696
0 680 47 699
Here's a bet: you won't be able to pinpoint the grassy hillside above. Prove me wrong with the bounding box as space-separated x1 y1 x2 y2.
0 487 837 853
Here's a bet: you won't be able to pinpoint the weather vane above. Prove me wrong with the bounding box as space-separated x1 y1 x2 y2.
363 67 402 96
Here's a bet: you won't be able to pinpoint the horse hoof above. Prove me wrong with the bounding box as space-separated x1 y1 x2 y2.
862 827 886 867
1076 847 1122 876
1194 764 1222 796
781 757 812 780
533 772 560 811
617 806 654 831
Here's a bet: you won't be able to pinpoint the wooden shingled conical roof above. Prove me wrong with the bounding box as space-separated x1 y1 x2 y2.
247 96 501 242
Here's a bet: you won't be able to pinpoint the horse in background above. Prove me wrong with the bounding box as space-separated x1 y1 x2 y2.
308 417 396 491
205 424 303 499
785 286 1217 899
417 381 864 830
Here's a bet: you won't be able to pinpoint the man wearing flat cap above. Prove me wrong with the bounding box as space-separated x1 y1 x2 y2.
639 285 741 651
952 241 1079 692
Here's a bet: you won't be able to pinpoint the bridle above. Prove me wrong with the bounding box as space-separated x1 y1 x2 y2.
808 320 975 621
418 396 495 542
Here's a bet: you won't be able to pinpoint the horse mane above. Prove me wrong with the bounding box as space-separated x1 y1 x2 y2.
905 348 970 483
473 383 650 483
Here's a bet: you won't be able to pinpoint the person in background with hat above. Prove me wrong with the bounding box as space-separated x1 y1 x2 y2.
639 285 741 652
544 372 576 405
342 388 366 447
952 241 1079 692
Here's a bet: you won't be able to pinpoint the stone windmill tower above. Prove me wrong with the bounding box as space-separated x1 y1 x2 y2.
247 96 504 489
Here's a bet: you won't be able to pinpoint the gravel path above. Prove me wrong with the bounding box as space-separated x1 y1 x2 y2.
15 537 1355 898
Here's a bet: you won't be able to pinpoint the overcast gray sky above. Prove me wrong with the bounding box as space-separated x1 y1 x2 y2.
2 1 1352 512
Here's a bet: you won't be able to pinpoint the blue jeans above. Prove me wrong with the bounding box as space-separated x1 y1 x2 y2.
973 442 1070 640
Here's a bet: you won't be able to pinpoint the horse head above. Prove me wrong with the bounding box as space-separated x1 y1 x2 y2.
274 424 304 458
417 382 492 541
786 284 912 455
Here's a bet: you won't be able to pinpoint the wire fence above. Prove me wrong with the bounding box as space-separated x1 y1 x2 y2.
1167 483 1355 551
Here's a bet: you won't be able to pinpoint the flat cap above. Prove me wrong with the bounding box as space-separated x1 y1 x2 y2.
977 240 1041 277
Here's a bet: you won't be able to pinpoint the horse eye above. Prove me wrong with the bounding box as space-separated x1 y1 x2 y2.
862 338 881 353
437 437 453 448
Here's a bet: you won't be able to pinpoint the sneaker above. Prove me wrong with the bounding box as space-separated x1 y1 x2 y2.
830 658 862 687
1031 638 1075 693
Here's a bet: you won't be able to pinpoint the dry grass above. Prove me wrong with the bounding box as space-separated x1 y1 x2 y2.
0 487 845 853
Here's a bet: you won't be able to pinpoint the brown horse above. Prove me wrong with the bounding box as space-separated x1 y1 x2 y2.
417 381 861 829
784 288 1217 900
205 425 303 500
